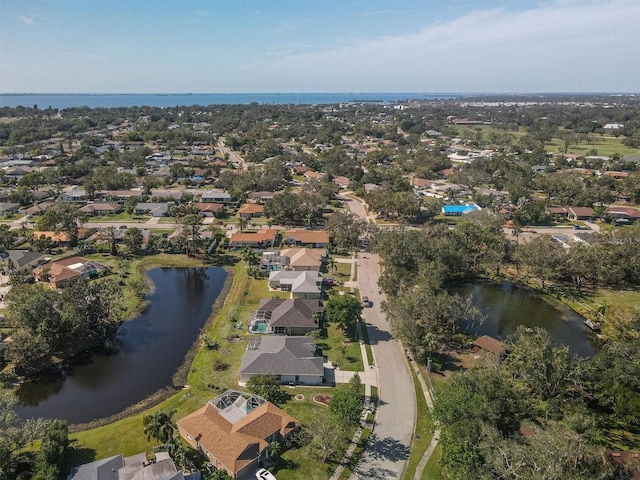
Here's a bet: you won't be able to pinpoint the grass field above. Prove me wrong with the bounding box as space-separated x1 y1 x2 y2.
404 366 440 480
546 135 639 157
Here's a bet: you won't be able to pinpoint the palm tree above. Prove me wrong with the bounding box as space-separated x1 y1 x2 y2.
143 409 177 445
239 216 248 232
327 257 338 275
239 245 258 268
267 441 281 461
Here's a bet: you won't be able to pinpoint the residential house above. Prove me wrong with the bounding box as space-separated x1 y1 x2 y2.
150 189 186 202
59 188 87 202
68 451 198 480
239 336 325 385
135 202 169 217
248 298 324 335
177 390 299 479
333 176 350 189
546 206 593 221
24 201 54 216
567 207 593 221
201 189 233 205
238 203 263 219
606 206 640 224
30 230 72 244
195 202 225 217
229 229 278 249
247 191 278 203
283 229 330 248
79 203 122 216
303 170 324 181
4 250 45 273
411 177 431 191
97 190 142 200
0 203 20 215
268 270 322 299
33 256 108 288
260 248 326 271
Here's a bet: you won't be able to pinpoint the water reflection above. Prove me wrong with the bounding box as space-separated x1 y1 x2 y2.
452 283 596 357
15 267 227 423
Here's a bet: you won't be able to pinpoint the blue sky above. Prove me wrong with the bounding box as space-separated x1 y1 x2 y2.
1 0 638 93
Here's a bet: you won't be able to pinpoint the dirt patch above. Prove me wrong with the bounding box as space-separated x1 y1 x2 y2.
437 349 477 377
221 349 230 355
295 394 305 401
313 394 332 406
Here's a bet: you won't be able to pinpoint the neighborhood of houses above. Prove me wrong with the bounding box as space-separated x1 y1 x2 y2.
1 98 640 480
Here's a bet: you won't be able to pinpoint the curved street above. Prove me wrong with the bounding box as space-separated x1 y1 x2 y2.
346 197 417 479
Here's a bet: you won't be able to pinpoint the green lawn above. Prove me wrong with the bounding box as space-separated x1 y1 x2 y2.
316 323 364 372
404 367 439 480
86 212 150 223
423 444 444 480
546 134 639 157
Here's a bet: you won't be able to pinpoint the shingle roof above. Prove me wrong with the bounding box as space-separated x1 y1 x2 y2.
256 298 323 328
239 336 324 377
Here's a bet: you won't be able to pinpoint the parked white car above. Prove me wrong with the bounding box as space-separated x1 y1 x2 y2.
255 468 276 480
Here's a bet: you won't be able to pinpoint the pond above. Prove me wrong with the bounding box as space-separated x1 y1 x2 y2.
15 267 228 424
452 282 596 358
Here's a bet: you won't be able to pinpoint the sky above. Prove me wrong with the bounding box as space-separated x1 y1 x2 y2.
0 0 638 93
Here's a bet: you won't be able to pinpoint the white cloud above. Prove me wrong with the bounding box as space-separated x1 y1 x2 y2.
18 15 35 25
243 0 640 92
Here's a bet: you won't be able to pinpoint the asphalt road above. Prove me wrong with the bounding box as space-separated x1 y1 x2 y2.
345 197 416 479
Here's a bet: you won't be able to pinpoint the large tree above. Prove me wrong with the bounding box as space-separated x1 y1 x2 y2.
324 294 362 336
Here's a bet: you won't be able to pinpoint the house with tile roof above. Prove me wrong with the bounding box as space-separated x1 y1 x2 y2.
79 203 123 216
283 229 330 248
33 256 108 288
248 298 324 335
177 390 299 479
239 336 325 386
229 229 279 249
606 205 640 224
195 202 225 217
238 203 264 219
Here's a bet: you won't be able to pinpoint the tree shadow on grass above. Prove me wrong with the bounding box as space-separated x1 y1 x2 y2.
62 444 96 477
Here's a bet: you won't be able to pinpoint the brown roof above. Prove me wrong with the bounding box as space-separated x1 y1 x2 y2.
31 231 70 242
546 206 569 215
238 203 264 214
79 203 120 213
411 177 430 187
607 206 640 218
473 335 507 355
177 401 298 475
603 171 629 178
195 202 224 213
568 206 593 217
230 229 279 244
285 229 330 244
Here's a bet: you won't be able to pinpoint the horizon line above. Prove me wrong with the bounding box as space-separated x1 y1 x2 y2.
1 91 638 96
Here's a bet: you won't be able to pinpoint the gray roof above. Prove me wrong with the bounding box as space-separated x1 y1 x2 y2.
256 298 323 328
240 336 324 377
201 189 231 200
69 454 124 480
6 250 45 269
0 202 19 212
269 270 322 294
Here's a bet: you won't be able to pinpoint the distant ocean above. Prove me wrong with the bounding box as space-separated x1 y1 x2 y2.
0 93 459 109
